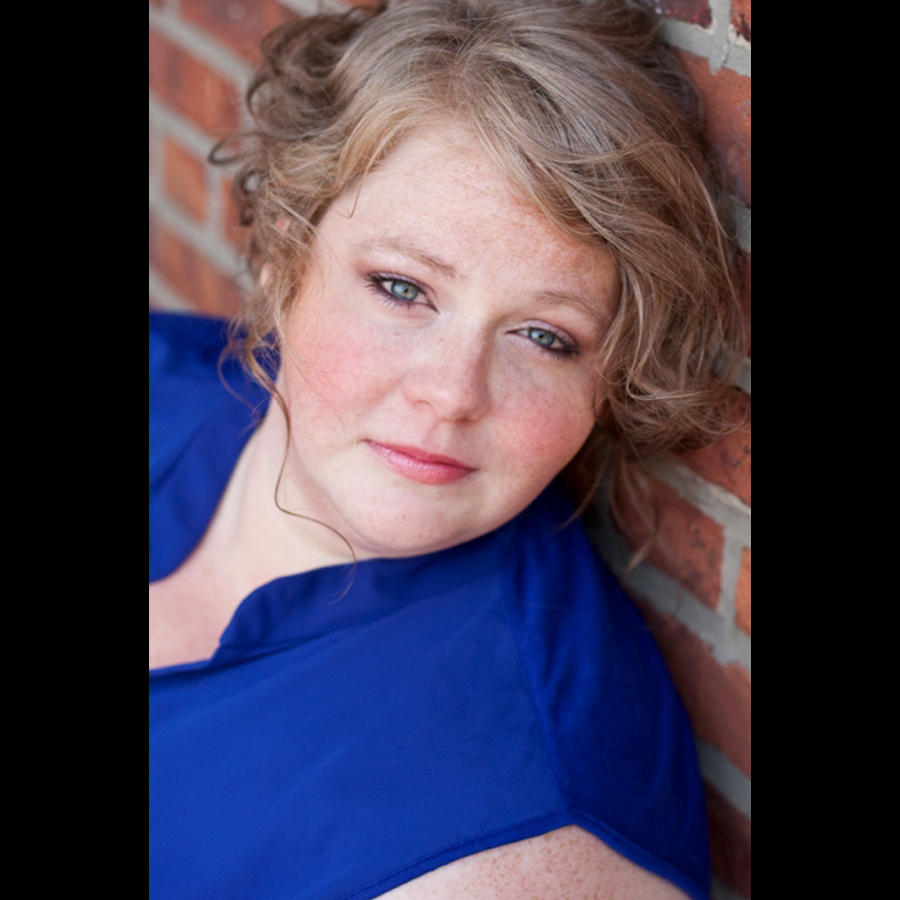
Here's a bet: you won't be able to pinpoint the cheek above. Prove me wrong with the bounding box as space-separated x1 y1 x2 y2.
494 386 596 475
281 312 400 418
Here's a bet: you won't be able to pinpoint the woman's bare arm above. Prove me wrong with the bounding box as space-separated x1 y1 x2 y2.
377 825 691 900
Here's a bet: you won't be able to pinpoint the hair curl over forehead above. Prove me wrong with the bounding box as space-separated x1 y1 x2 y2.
213 0 745 508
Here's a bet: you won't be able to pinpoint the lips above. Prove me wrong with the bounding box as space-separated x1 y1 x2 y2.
365 441 476 485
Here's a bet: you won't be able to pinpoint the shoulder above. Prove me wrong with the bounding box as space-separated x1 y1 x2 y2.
497 486 710 897
149 311 229 385
377 826 691 900
149 311 270 422
150 312 230 468
148 312 259 451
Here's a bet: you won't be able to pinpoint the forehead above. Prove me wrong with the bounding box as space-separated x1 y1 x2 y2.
323 124 619 316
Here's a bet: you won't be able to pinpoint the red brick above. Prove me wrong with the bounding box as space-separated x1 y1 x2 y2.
617 477 724 609
731 0 751 43
632 599 751 777
164 139 209 222
220 175 251 253
181 0 297 64
149 28 241 137
677 50 751 207
636 0 711 28
682 392 751 507
706 782 751 897
149 215 242 316
735 547 750 635
736 250 751 354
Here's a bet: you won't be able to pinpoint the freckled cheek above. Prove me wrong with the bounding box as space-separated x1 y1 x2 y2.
494 388 596 473
284 318 402 414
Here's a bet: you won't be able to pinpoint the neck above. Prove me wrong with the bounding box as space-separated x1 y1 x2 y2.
213 405 361 587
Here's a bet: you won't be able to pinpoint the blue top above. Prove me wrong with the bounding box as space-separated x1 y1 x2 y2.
149 312 710 900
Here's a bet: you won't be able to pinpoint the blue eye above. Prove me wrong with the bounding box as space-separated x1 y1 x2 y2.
365 274 427 309
527 328 558 349
387 280 420 302
519 326 578 358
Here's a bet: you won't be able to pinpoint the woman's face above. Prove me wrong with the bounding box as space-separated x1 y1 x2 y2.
276 124 619 559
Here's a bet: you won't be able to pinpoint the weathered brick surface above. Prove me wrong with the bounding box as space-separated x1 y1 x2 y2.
163 139 209 222
634 598 751 778
683 391 751 507
220 176 251 253
707 783 752 897
181 0 297 64
636 0 711 28
617 477 725 609
150 215 242 316
736 250 751 353
735 547 750 635
148 28 241 137
731 0 751 43
677 50 752 207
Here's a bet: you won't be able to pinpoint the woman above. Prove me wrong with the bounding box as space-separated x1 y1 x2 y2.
149 1 744 898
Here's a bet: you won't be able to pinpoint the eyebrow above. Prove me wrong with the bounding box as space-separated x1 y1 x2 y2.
534 290 611 327
352 238 459 279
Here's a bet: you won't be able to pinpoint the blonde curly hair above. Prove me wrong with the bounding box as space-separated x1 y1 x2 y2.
212 0 745 518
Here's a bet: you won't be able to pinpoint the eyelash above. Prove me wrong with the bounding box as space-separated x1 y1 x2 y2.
365 274 427 309
519 326 578 359
364 274 578 359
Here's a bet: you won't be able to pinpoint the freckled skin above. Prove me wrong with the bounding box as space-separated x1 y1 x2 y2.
275 123 620 560
376 825 690 899
149 126 621 665
152 133 689 892
265 141 687 892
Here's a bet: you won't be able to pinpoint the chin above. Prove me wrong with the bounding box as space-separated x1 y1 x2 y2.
352 522 472 560
340 501 482 560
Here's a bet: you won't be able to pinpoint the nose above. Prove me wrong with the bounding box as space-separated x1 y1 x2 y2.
403 329 491 422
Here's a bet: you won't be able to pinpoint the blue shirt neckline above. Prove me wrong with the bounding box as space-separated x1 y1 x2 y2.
149 323 556 669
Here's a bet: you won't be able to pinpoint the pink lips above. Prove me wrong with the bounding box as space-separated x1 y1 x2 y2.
365 441 476 485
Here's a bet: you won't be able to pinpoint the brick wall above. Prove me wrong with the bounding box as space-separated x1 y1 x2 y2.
621 5 750 898
149 1 751 897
